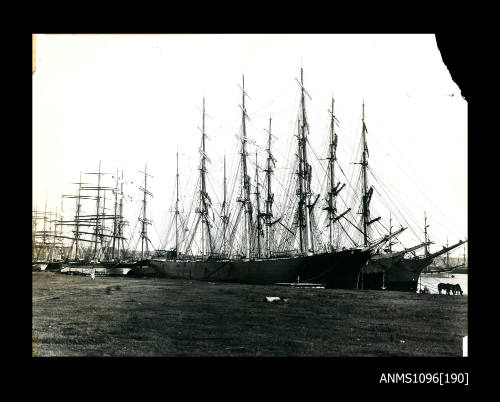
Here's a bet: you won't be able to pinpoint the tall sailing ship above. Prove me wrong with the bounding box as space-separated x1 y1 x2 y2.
149 69 392 288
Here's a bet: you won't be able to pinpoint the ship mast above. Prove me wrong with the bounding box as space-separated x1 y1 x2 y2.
296 116 305 253
388 212 393 253
49 207 56 262
264 116 274 258
359 101 380 247
139 164 153 260
32 207 37 260
117 170 125 260
62 172 85 261
298 68 314 254
39 195 48 260
101 189 107 255
92 161 103 261
221 154 229 256
324 97 349 252
445 237 449 268
175 150 179 254
111 169 119 260
424 211 429 257
254 151 262 258
58 195 65 260
199 97 213 257
361 102 370 247
239 76 253 260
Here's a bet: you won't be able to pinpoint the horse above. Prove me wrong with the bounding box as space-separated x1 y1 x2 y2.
451 284 463 295
438 283 453 295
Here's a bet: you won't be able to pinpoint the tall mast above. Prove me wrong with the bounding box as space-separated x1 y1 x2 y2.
327 97 338 251
221 153 229 256
139 164 153 260
199 97 213 257
239 76 253 260
59 195 64 260
40 195 48 260
361 101 370 247
117 169 125 260
446 237 449 267
175 150 179 253
299 68 314 253
388 212 393 252
93 161 102 261
111 169 119 260
424 211 429 257
101 189 107 255
81 163 113 261
297 116 305 253
49 207 56 262
254 151 262 258
74 173 83 260
63 172 84 261
264 116 274 258
32 207 37 260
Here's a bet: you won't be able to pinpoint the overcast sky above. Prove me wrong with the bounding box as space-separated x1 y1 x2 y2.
32 34 467 256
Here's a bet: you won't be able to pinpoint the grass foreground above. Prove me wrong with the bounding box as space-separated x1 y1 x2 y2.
32 271 467 357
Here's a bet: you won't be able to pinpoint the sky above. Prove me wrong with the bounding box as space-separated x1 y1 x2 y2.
32 34 467 257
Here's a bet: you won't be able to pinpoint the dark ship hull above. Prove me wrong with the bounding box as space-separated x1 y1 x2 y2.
149 248 371 289
361 254 433 292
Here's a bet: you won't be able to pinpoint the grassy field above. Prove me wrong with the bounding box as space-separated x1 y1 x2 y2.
32 271 467 357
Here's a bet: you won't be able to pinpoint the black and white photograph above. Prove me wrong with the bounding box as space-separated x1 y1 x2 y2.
32 34 468 363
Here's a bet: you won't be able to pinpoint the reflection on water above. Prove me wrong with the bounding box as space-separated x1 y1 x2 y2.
417 273 468 295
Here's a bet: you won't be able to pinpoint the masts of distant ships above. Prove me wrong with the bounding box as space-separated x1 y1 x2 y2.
139 164 153 260
111 169 119 260
94 162 102 260
239 76 253 260
117 170 125 260
296 68 314 254
38 195 48 260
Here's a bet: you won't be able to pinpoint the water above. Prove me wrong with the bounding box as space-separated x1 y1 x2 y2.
417 273 468 295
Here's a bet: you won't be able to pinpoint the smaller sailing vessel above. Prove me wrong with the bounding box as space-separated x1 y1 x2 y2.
33 196 65 271
349 102 467 292
59 162 150 276
449 244 468 274
364 212 466 291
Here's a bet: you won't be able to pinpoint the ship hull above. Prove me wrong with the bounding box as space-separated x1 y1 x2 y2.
361 255 434 292
60 261 140 276
149 248 371 289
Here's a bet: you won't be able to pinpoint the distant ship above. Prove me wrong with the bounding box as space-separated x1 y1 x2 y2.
41 165 152 276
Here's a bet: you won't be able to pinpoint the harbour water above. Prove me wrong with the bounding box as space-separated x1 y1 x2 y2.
417 273 468 295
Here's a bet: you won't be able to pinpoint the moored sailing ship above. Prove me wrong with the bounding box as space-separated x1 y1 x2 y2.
57 163 151 276
347 102 467 292
150 70 383 288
